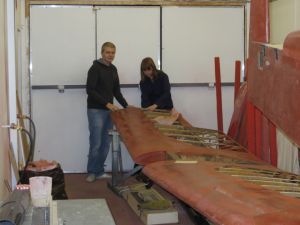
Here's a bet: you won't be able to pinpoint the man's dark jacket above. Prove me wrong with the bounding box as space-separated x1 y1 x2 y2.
86 60 128 110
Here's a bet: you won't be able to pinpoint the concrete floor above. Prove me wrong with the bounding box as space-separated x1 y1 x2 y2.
64 173 196 225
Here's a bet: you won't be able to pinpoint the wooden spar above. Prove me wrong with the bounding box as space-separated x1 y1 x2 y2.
218 166 300 180
141 108 247 151
231 175 300 183
153 119 245 151
167 152 261 165
163 133 241 149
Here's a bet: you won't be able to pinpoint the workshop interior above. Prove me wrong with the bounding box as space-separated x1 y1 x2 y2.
1 0 300 225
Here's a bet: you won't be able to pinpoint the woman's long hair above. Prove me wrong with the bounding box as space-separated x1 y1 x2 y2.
140 57 158 82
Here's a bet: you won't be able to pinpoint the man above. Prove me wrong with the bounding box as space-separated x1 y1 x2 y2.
86 42 128 182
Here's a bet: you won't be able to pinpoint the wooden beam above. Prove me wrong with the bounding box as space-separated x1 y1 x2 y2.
16 92 29 165
26 0 246 17
29 0 246 6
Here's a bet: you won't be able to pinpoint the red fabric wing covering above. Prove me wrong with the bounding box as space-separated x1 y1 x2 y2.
143 161 300 225
227 83 247 147
111 107 259 165
112 108 300 224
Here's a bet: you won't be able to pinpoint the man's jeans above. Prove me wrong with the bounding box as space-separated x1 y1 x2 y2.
87 108 112 176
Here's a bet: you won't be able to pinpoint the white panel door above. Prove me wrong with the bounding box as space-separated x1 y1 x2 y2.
96 6 161 84
32 90 89 172
31 6 95 85
30 6 159 172
31 6 95 172
32 89 134 172
162 6 244 83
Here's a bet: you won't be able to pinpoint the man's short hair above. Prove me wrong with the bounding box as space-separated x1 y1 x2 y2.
101 42 116 53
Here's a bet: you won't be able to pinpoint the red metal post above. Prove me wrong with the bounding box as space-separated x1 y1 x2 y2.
269 121 277 166
244 58 249 81
247 101 255 154
234 60 241 101
262 115 270 162
255 108 262 158
214 57 223 132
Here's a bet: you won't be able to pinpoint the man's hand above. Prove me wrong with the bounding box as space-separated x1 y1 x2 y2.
146 104 158 111
106 103 120 111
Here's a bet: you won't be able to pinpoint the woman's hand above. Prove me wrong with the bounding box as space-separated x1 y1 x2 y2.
146 104 158 111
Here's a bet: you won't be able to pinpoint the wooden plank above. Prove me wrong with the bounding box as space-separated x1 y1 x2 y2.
26 0 246 17
122 184 178 225
16 92 29 166
28 0 246 7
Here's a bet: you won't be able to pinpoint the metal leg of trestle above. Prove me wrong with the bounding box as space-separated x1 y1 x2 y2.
107 129 143 195
108 129 122 188
118 165 143 183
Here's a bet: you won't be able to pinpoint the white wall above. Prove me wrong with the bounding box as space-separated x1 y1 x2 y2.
28 5 241 172
296 0 300 29
162 6 244 83
0 0 12 202
6 0 18 188
246 2 250 57
270 0 300 44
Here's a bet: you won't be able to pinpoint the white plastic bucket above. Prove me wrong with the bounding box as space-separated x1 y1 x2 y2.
29 176 52 207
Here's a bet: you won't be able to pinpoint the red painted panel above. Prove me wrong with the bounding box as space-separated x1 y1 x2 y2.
248 33 300 147
248 0 300 147
249 0 269 43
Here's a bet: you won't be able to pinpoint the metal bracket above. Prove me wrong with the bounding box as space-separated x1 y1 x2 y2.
258 45 266 70
274 48 279 61
92 6 101 11
57 85 65 93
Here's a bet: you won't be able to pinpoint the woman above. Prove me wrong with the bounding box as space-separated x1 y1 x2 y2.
139 57 173 111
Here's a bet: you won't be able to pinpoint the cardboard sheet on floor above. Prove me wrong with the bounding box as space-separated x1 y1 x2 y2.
122 184 178 225
23 199 115 225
